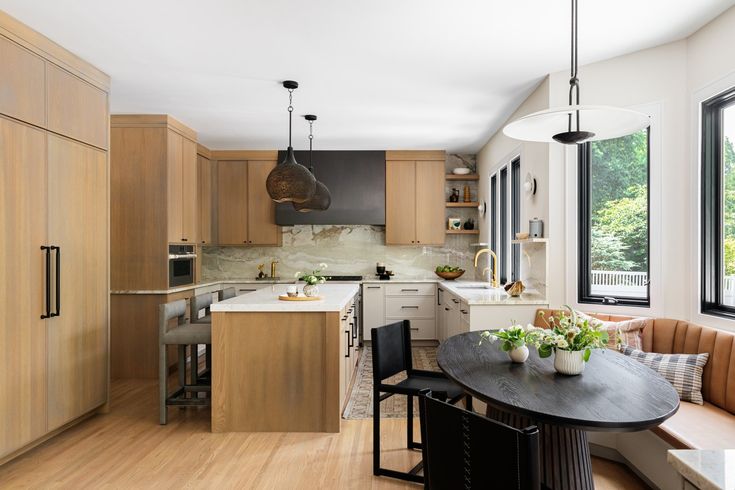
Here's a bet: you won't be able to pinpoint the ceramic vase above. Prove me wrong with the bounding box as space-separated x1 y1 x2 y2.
303 284 319 297
553 349 586 375
508 345 529 363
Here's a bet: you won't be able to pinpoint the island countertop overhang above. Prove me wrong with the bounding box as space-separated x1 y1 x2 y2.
210 283 360 313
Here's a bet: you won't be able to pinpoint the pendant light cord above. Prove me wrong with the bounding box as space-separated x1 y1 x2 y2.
567 0 581 131
288 88 294 148
308 120 314 172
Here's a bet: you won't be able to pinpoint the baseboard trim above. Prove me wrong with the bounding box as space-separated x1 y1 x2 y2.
589 442 660 490
0 406 103 467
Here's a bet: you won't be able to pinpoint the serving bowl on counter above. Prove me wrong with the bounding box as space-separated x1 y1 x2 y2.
435 270 465 280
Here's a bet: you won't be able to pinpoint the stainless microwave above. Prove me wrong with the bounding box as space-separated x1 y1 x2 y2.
169 245 195 287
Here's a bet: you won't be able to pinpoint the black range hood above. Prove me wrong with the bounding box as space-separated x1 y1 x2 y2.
275 150 385 225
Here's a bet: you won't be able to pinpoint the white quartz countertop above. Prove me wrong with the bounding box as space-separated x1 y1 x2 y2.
111 278 295 295
211 284 360 313
668 449 735 490
440 281 549 306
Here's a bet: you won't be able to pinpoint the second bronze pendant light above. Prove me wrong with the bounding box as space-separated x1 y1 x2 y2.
265 80 330 211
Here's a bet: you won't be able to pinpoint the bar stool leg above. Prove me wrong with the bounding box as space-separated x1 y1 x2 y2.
191 344 199 388
159 342 168 425
178 345 186 399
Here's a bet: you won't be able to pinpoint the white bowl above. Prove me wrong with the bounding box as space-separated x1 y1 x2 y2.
452 167 471 175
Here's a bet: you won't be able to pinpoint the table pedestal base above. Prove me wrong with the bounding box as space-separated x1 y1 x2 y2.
487 407 594 490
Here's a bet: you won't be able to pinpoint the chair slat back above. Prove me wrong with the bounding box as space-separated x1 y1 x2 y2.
371 320 412 383
419 391 540 490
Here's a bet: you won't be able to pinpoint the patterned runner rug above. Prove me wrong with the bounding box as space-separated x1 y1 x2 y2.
342 346 440 419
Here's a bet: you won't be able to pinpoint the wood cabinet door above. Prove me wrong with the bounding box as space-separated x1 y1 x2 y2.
47 134 108 431
217 160 248 245
0 36 45 127
385 160 416 244
0 117 47 458
46 64 108 149
198 155 213 244
166 130 184 243
247 160 280 245
181 137 198 243
415 160 445 245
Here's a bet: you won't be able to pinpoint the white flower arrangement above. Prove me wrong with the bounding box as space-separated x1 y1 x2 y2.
296 264 330 285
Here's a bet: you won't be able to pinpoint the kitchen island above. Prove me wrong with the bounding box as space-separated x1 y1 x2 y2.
210 284 360 433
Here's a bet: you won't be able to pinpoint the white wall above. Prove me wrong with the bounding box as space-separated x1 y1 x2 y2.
476 5 735 329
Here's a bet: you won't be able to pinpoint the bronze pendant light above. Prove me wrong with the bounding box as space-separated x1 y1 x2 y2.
266 80 316 203
294 115 331 212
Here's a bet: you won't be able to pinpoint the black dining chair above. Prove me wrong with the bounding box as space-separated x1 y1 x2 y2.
419 389 541 490
371 320 472 483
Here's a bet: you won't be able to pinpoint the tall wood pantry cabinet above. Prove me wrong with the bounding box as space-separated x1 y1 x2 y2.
385 150 445 245
0 11 110 463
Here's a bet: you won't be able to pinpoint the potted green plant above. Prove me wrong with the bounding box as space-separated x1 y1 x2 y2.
479 325 530 363
294 263 329 297
527 307 609 375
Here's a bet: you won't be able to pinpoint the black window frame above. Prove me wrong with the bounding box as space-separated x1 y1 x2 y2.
701 87 735 319
490 174 498 253
511 157 521 282
499 166 508 284
578 128 651 307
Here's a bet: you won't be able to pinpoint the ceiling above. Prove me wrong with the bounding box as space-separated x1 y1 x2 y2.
1 0 733 152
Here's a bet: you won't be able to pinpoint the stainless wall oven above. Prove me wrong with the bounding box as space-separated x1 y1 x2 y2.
169 245 196 287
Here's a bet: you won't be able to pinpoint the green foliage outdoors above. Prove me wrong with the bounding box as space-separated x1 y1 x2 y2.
723 135 735 274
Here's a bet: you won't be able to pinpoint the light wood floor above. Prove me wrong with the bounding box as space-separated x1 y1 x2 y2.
0 379 649 489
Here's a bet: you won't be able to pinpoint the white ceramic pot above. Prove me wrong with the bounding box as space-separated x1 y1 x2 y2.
553 349 586 375
303 284 319 297
508 345 529 363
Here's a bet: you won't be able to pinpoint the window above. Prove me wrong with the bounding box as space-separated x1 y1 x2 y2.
490 174 498 253
499 167 509 284
511 158 521 281
702 87 735 318
578 128 650 306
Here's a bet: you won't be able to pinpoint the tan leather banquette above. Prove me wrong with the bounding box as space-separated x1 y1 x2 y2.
534 309 735 450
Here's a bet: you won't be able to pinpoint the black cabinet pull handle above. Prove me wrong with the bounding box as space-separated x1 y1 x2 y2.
40 246 51 319
52 246 60 317
345 330 350 358
410 327 419 331
401 288 419 292
348 323 354 348
401 305 420 309
182 238 187 242
444 307 450 311
366 286 381 289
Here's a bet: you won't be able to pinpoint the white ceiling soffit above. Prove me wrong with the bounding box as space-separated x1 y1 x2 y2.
1 0 732 152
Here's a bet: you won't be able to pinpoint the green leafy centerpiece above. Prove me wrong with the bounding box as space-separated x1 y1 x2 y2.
480 325 530 363
528 307 609 375
294 263 329 297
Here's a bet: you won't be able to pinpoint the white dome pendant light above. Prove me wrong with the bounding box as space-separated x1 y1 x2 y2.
503 0 649 144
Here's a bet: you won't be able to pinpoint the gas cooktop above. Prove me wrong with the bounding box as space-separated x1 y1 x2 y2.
325 275 364 282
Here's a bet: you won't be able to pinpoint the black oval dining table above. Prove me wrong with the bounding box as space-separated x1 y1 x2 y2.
437 331 680 490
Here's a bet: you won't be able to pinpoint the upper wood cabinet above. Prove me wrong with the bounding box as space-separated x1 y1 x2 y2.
166 128 198 244
46 63 108 149
0 36 45 127
214 152 281 246
385 151 445 246
197 147 213 245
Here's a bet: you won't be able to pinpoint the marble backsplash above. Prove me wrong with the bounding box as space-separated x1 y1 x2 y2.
201 225 477 281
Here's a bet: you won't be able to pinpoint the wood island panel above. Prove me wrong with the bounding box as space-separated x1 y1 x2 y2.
212 311 342 433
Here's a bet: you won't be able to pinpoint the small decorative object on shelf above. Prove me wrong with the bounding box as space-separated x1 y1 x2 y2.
463 218 475 230
515 231 529 240
449 188 460 202
295 263 329 297
529 218 544 238
463 185 471 202
527 307 609 375
286 285 298 298
504 280 525 297
257 263 267 279
448 217 461 230
480 325 530 363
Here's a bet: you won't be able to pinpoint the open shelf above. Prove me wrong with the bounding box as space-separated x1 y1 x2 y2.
446 229 480 235
511 238 548 244
446 174 480 181
446 202 479 208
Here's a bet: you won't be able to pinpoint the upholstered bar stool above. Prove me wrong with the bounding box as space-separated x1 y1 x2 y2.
219 287 236 301
190 293 214 385
159 299 211 425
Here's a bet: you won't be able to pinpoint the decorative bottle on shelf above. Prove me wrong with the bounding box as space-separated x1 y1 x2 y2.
449 188 460 202
463 185 471 202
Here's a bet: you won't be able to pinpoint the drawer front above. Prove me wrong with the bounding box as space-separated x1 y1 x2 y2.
227 283 265 295
385 283 435 297
404 318 436 340
386 296 435 319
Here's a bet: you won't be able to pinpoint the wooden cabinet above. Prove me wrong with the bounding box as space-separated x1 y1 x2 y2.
0 36 45 127
216 158 281 246
46 135 108 430
167 130 198 244
197 151 213 245
46 63 108 149
385 151 445 246
217 160 249 244
362 284 385 339
0 117 48 459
